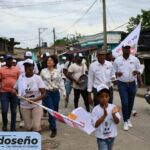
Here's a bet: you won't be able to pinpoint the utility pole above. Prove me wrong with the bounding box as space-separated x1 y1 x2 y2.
102 0 107 51
53 27 56 54
38 28 47 48
38 28 41 47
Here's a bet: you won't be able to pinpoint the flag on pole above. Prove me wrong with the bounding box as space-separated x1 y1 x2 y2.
112 21 142 58
45 107 95 135
18 96 95 135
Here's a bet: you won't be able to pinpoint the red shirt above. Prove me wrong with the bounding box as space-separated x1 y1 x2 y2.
0 66 20 92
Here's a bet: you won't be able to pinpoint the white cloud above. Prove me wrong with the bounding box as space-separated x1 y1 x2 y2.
0 0 149 48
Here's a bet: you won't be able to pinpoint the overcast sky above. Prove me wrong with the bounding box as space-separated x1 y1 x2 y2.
0 0 149 48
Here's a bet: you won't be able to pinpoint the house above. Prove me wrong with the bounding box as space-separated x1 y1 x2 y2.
78 31 124 51
59 31 123 64
0 37 20 55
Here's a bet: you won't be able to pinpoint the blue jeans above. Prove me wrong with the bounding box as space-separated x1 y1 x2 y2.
43 90 60 131
97 138 115 150
65 79 72 96
1 92 18 131
117 81 136 122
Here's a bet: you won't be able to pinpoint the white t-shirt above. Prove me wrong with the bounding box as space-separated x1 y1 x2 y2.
64 61 70 70
68 63 87 89
60 63 66 79
16 74 45 109
92 104 121 139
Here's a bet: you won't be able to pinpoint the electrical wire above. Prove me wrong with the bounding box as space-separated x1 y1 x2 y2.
108 22 128 31
57 0 98 34
0 0 85 9
0 10 74 20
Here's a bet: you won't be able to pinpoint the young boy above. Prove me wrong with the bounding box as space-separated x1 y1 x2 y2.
92 84 121 150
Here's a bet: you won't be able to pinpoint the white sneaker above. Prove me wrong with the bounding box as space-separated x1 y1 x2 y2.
132 110 137 116
19 121 24 128
123 122 129 131
127 120 133 128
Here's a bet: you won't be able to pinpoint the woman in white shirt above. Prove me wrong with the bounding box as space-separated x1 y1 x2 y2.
14 59 46 132
40 55 66 138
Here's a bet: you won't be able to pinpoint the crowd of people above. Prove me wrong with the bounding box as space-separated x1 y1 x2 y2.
0 44 145 149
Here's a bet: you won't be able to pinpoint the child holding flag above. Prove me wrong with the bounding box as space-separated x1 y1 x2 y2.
92 84 121 150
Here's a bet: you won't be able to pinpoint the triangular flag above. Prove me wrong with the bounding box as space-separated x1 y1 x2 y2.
112 21 142 58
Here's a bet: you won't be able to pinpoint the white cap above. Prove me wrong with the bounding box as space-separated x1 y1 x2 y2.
78 53 83 57
45 52 50 57
122 43 132 48
42 52 50 58
0 56 4 59
25 51 32 57
23 59 34 65
13 59 16 63
97 84 109 93
62 56 66 60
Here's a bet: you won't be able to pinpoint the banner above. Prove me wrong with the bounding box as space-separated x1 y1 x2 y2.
46 107 95 135
112 21 142 58
18 96 95 135
0 132 41 150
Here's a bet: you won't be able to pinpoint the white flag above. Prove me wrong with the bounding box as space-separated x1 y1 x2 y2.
19 95 95 135
112 22 142 58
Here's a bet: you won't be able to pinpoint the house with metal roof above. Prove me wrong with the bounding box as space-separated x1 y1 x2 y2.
78 31 124 51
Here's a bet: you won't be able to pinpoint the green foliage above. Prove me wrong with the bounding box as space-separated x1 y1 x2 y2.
53 33 81 46
127 9 150 32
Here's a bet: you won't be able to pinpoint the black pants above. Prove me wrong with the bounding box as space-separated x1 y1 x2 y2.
73 89 90 112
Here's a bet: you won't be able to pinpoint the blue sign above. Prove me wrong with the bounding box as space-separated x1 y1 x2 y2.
0 132 41 150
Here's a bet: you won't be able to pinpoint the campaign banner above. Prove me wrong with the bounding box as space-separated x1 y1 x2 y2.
71 107 96 135
18 96 95 135
0 132 41 150
112 21 142 58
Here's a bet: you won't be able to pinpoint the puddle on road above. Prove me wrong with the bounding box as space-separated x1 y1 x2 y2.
42 139 60 149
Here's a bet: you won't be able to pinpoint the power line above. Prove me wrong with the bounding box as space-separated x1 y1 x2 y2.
108 22 128 31
0 0 85 9
0 10 74 20
57 0 98 34
0 1 92 20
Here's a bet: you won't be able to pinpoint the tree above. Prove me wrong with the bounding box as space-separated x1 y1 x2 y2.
127 9 150 32
53 33 81 46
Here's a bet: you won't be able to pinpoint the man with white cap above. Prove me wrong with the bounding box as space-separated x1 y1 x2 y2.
88 49 115 106
16 51 39 75
68 53 90 111
0 56 6 67
113 44 143 131
37 52 50 73
60 56 67 79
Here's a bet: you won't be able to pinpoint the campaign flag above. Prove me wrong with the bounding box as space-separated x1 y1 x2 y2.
47 107 95 135
112 21 142 58
18 96 95 135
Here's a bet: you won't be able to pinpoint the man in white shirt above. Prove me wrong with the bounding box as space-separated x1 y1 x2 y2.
68 53 90 112
0 56 6 67
61 56 72 107
88 50 115 106
113 44 142 131
16 51 39 75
